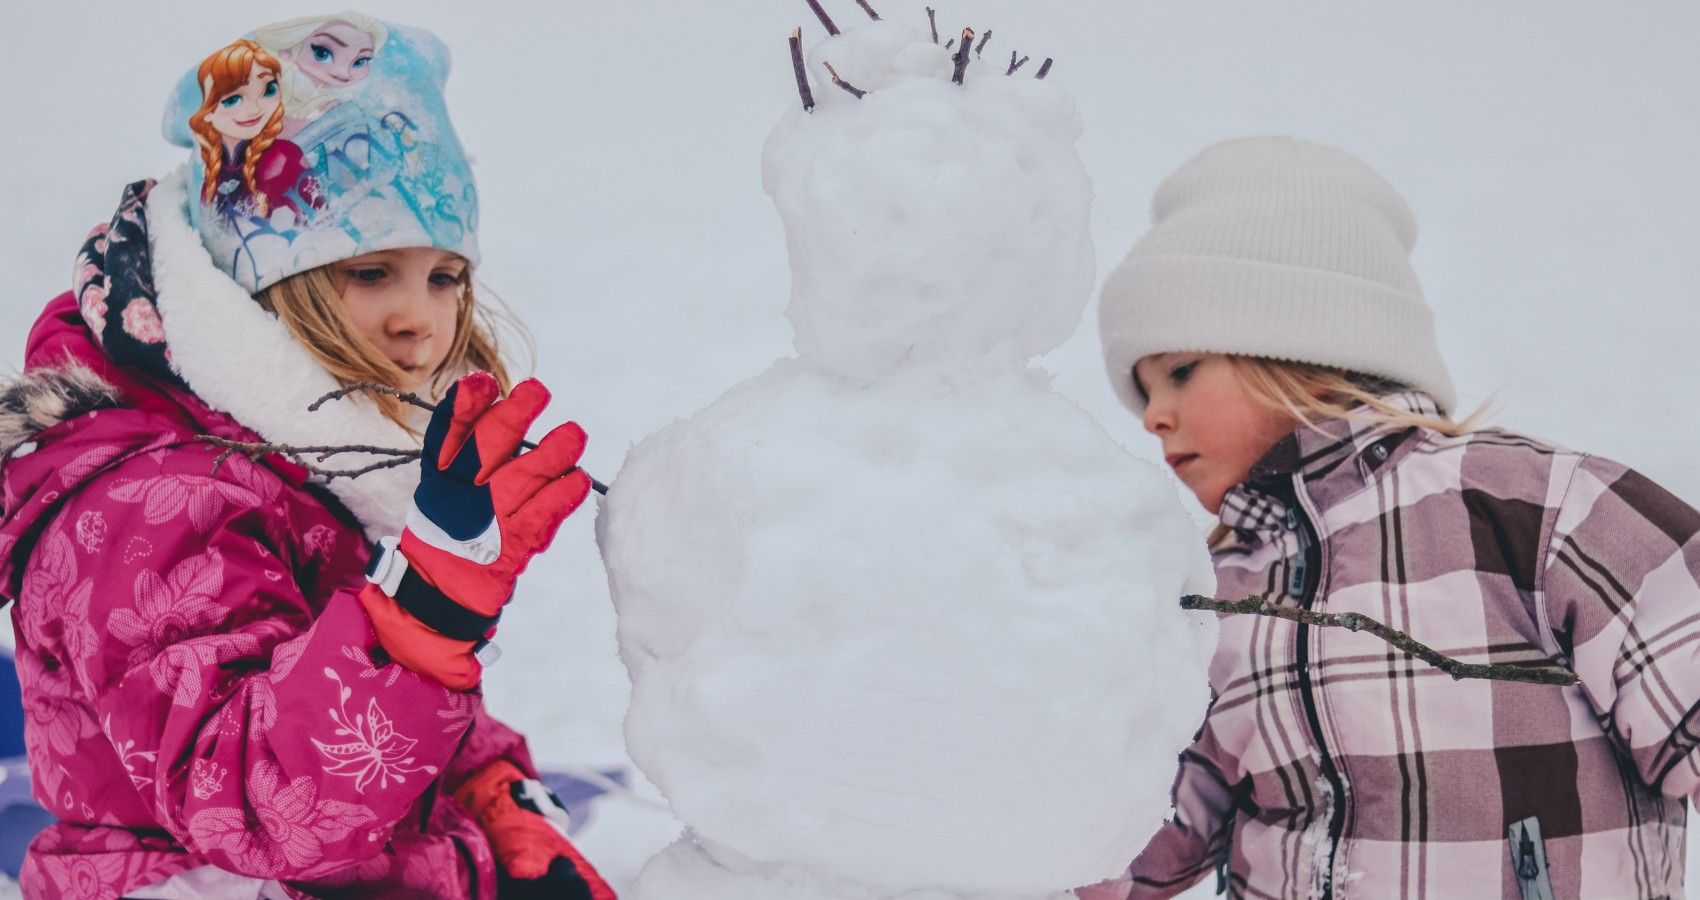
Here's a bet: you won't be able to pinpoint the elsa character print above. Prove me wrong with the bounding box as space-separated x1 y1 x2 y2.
253 12 389 138
189 38 324 222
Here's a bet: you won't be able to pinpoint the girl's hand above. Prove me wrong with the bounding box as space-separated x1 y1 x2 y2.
399 371 591 615
453 759 616 899
360 371 591 688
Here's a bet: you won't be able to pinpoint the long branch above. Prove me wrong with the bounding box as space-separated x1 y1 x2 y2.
951 27 974 84
789 28 816 112
804 0 841 36
1180 595 1579 686
926 7 938 43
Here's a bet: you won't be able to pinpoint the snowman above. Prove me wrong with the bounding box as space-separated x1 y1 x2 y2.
597 6 1215 898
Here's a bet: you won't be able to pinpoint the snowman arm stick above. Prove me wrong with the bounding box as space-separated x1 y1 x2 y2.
926 7 939 43
790 28 816 112
1008 51 1030 75
804 0 841 36
1180 595 1579 686
975 29 992 57
821 61 867 98
951 28 975 84
854 0 880 20
1036 57 1054 79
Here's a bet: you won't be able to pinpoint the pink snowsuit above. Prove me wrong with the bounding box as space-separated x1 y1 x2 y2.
0 292 536 898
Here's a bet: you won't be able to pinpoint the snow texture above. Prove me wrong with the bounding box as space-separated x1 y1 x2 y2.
600 17 1214 898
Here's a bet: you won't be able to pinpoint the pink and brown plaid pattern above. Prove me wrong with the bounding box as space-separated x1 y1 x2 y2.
1102 393 1700 899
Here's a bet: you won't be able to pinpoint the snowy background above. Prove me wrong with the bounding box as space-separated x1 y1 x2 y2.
4 0 1699 894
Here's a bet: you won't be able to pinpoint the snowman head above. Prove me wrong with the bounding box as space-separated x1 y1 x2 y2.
763 7 1095 380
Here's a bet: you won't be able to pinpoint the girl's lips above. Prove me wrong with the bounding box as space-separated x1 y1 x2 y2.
236 115 263 127
1166 453 1199 476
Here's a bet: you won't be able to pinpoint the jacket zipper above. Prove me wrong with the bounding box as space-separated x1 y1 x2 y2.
1280 477 1346 899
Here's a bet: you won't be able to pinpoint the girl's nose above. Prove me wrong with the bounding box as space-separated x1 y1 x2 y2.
1142 399 1175 435
385 290 434 340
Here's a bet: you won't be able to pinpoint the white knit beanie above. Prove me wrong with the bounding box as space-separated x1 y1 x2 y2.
1098 136 1456 414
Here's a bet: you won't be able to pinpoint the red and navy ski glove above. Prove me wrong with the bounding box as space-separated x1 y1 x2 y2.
360 372 592 689
453 759 616 900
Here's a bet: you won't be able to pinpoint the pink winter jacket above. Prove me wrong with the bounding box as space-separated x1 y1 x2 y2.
0 294 536 899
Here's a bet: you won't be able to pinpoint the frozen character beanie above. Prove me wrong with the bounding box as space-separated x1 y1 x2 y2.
160 12 479 294
1098 136 1457 414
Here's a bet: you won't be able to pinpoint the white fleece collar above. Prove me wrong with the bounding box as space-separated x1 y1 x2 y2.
147 167 418 542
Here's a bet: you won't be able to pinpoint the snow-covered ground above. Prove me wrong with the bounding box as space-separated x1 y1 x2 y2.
5 1 1699 894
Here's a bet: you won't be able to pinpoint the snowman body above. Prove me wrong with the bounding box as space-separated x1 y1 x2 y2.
599 18 1214 899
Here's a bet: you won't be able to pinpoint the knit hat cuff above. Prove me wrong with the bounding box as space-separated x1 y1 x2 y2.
1100 253 1457 415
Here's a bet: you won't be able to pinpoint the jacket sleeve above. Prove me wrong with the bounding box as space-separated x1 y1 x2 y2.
52 451 481 881
440 705 539 794
1543 454 1700 798
1080 701 1236 900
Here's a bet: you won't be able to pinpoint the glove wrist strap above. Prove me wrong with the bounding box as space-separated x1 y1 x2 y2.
367 536 503 644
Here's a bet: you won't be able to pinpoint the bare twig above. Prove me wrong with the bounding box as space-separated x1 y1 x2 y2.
804 0 841 35
822 61 866 98
1035 57 1053 79
926 7 938 43
944 38 954 50
975 29 991 57
853 0 880 20
1181 595 1579 686
789 28 815 112
196 435 419 482
1007 51 1029 75
310 382 436 414
951 27 974 84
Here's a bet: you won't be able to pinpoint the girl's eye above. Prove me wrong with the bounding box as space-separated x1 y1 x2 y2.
262 80 278 98
429 272 463 288
311 44 333 62
352 56 371 69
219 94 242 109
1170 361 1198 384
346 268 386 283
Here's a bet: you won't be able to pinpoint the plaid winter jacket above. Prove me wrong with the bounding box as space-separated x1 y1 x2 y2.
1095 393 1700 900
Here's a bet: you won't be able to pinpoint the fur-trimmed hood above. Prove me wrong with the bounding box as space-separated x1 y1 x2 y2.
2 169 421 542
0 362 119 461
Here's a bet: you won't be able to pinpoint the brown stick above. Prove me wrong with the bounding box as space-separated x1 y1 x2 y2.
1035 57 1053 79
804 0 841 35
789 28 816 112
1007 51 1029 75
926 7 938 43
1181 595 1579 686
853 0 880 20
822 61 866 98
310 382 437 414
951 27 974 84
974 29 991 57
196 435 419 481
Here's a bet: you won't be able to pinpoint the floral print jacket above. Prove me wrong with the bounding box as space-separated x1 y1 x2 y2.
0 187 535 899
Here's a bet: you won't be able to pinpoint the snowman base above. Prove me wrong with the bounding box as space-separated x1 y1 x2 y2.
629 834 1074 900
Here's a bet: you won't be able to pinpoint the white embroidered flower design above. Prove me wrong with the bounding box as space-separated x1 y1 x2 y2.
313 668 439 794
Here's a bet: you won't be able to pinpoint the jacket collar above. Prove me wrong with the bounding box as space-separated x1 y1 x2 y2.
143 166 421 541
1218 392 1440 542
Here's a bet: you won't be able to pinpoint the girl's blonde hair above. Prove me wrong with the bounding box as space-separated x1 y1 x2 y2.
255 265 529 433
190 39 286 216
1207 356 1488 547
1226 356 1486 440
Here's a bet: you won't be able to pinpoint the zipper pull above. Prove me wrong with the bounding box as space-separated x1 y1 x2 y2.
1517 824 1539 880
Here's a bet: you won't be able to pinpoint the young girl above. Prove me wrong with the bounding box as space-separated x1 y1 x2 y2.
1084 137 1700 899
0 14 612 900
